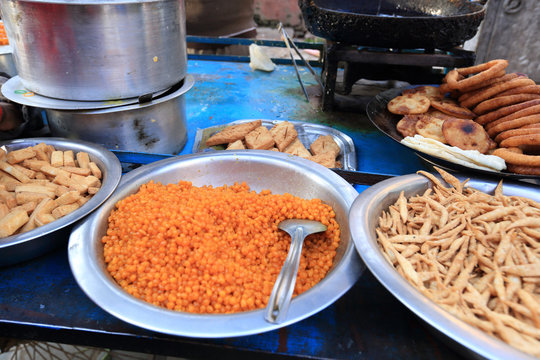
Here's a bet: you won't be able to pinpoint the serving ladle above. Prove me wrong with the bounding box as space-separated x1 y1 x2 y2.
264 219 327 324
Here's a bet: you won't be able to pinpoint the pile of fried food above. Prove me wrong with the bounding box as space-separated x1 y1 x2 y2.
205 120 342 168
0 143 102 238
388 58 540 175
376 167 540 357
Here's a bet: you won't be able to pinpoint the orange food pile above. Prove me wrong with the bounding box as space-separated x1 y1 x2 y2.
0 23 8 46
102 181 340 314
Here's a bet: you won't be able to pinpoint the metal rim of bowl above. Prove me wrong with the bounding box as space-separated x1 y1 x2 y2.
0 137 122 252
349 173 539 360
68 150 364 338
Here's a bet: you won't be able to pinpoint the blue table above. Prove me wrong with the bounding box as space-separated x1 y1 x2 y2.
0 59 465 359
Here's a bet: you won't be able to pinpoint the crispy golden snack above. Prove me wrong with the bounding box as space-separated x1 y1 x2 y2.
375 167 540 357
430 99 476 119
495 128 540 144
396 115 424 138
445 59 509 91
499 134 540 148
402 86 442 100
493 148 540 167
442 118 491 154
506 164 540 175
415 116 446 143
485 104 540 132
496 84 540 97
460 78 535 109
473 94 540 115
387 94 430 115
487 114 540 138
475 99 540 125
205 120 262 146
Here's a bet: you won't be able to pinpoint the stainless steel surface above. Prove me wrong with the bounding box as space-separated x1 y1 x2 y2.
0 137 122 267
0 0 187 101
46 76 194 155
1 76 168 110
265 219 327 324
68 150 363 338
349 173 540 360
0 45 16 77
194 119 357 171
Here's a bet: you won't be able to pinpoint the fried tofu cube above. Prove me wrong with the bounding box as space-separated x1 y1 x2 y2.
32 143 51 161
206 120 262 146
244 126 275 150
6 147 36 164
63 150 76 167
284 138 311 158
226 140 245 150
310 135 340 157
52 203 80 219
88 162 102 179
55 191 81 206
270 121 297 151
310 152 338 168
0 161 31 183
50 151 64 167
0 207 29 237
76 152 90 169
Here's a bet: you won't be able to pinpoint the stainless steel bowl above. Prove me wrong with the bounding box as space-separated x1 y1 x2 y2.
0 137 122 267
46 76 194 155
68 150 364 337
349 173 540 360
0 0 187 101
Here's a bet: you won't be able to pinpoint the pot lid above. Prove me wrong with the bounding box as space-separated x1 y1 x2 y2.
1 76 169 110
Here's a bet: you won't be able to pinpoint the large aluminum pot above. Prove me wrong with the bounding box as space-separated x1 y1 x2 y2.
46 75 194 155
0 0 187 101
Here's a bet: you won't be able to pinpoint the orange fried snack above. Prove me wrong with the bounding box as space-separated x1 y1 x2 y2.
102 181 340 314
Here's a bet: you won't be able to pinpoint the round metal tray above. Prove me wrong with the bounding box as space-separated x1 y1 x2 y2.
68 150 364 338
0 137 122 266
349 173 540 360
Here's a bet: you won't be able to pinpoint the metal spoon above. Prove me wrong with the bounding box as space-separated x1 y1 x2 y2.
264 219 327 324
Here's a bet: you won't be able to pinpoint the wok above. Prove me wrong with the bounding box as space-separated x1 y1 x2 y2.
299 0 486 49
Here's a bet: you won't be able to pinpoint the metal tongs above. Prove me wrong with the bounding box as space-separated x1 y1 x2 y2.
278 23 324 102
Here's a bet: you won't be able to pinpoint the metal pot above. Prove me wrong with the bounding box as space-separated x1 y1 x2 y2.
0 0 187 101
46 75 194 155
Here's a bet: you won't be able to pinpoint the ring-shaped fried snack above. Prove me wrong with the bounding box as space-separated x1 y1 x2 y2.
475 99 540 125
446 59 508 91
496 84 540 97
493 148 540 166
473 94 540 115
485 104 540 131
494 127 540 144
487 114 540 138
506 164 540 175
460 78 535 109
457 72 517 103
499 134 540 148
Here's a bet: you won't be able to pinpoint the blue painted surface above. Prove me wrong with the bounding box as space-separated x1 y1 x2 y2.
0 59 457 359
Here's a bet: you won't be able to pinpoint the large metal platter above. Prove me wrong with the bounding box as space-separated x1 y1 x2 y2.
366 87 540 182
1 76 168 110
0 137 122 266
68 150 364 338
349 173 540 360
193 119 357 171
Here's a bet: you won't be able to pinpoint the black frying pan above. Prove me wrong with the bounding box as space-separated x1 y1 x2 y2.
299 0 486 49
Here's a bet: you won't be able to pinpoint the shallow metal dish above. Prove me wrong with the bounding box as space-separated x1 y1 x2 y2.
0 137 122 266
349 173 540 360
68 150 363 338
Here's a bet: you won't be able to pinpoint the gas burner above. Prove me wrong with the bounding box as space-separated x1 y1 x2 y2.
321 42 476 111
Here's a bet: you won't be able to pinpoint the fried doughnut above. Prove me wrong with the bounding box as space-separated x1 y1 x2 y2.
460 78 535 108
496 84 540 97
520 123 540 129
494 127 540 144
430 99 476 119
396 115 424 138
475 99 540 125
473 94 540 115
506 164 540 175
446 59 508 91
485 104 540 131
415 116 446 143
487 114 540 138
402 86 442 101
499 134 540 148
457 73 519 103
387 94 430 115
442 118 491 153
493 148 540 166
